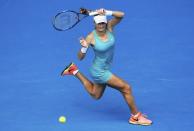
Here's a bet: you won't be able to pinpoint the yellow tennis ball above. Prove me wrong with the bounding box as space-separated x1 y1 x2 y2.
58 116 66 123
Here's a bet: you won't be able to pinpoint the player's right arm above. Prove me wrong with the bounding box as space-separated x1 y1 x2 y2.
77 32 93 60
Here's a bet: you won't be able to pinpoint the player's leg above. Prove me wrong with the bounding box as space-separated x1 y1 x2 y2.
61 63 106 99
76 71 106 99
107 74 152 125
106 74 138 114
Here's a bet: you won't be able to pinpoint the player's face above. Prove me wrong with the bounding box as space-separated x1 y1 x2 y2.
95 22 107 32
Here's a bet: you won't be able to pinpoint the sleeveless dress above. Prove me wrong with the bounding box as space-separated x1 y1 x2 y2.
89 30 115 84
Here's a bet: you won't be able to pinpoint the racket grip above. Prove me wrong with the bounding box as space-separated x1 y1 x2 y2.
89 11 99 16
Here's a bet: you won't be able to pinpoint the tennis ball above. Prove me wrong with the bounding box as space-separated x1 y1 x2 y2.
58 116 66 123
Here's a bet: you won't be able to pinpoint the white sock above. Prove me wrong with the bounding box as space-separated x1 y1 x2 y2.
73 70 79 75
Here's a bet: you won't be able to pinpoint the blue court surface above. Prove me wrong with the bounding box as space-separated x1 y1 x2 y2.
0 0 194 131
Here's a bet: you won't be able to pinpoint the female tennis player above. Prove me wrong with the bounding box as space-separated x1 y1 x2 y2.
61 8 152 125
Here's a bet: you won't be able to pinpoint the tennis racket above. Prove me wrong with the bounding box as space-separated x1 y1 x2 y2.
52 8 98 31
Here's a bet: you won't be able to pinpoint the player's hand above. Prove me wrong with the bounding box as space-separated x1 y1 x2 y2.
80 8 90 14
79 37 88 47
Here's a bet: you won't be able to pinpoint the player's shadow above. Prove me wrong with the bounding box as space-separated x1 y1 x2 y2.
74 97 129 122
96 106 129 121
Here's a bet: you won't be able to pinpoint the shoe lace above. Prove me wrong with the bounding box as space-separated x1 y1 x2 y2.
141 113 148 118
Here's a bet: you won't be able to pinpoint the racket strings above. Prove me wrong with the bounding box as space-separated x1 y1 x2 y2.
54 11 79 30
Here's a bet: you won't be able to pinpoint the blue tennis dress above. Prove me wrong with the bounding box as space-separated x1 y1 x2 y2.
90 30 115 84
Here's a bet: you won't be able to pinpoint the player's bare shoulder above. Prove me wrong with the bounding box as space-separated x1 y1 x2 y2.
86 32 95 46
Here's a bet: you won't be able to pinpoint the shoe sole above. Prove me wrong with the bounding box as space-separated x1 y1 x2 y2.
129 121 152 126
61 62 74 76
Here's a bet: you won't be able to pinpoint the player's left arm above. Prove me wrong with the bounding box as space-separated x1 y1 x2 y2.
106 10 125 31
95 9 124 29
96 9 124 29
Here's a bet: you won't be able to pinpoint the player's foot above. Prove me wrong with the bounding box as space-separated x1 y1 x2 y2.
61 62 79 76
129 112 152 126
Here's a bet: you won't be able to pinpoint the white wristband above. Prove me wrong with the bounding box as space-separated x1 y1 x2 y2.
105 10 113 16
81 47 88 53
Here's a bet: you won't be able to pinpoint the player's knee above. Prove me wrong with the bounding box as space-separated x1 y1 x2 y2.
121 84 132 94
91 93 102 100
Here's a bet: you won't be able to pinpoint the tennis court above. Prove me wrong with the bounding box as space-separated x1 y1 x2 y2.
0 0 194 131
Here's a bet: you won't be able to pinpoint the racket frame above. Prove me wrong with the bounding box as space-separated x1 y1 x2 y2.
52 9 98 31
